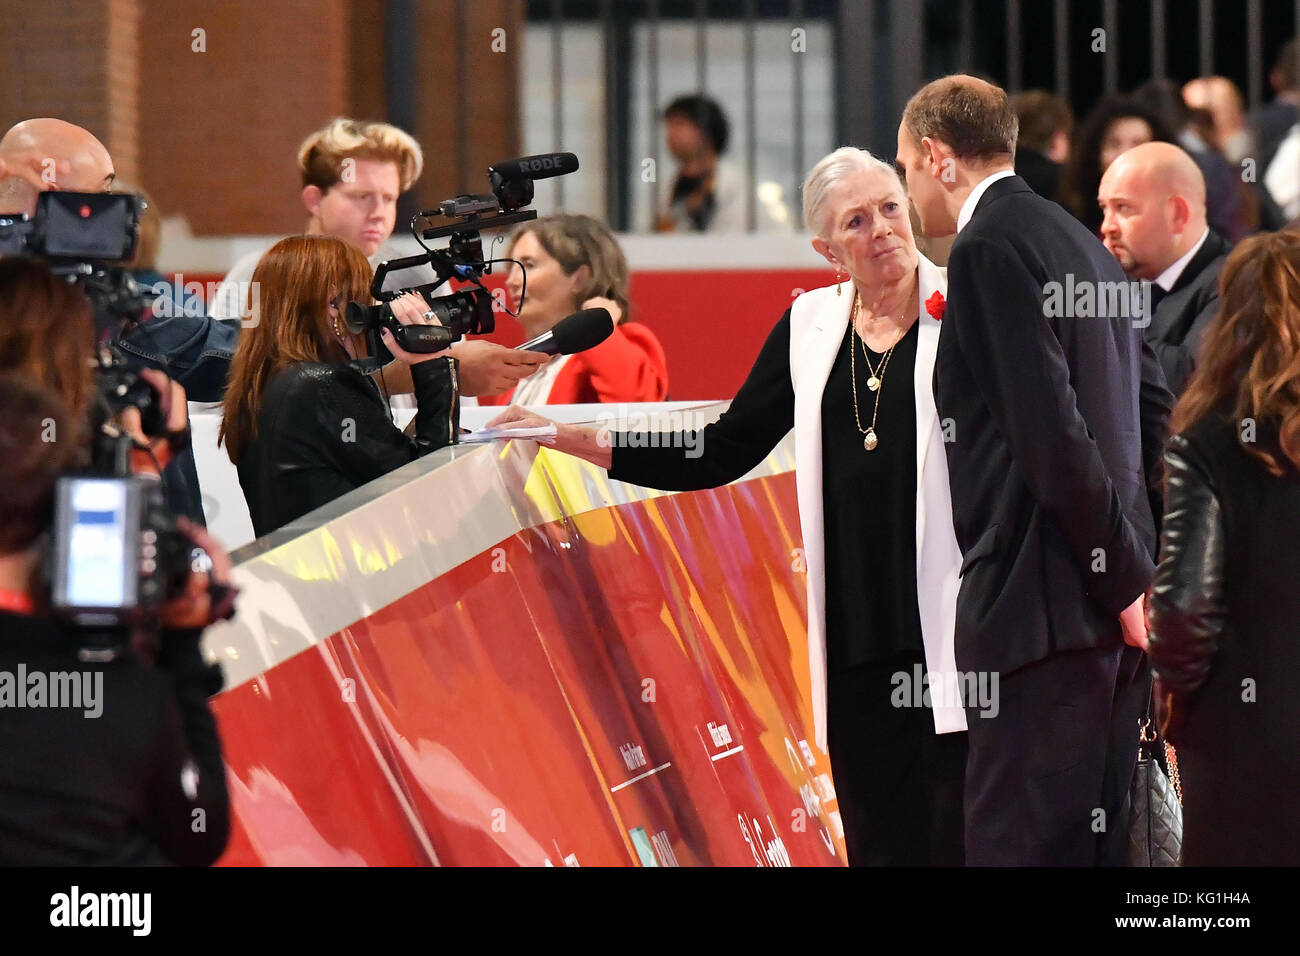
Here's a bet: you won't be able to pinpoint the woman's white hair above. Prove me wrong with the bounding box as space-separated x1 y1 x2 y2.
801 146 906 237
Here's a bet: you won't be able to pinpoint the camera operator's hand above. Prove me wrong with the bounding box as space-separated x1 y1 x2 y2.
0 149 68 194
117 368 189 477
449 339 549 396
158 517 238 631
381 291 449 365
581 295 623 325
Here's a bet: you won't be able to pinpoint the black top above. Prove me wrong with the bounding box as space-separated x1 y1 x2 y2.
1147 407 1300 864
237 356 460 538
821 320 922 671
609 309 923 674
0 612 229 865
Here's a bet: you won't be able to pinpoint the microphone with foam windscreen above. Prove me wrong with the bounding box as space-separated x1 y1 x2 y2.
489 152 580 212
519 307 614 355
489 152 580 185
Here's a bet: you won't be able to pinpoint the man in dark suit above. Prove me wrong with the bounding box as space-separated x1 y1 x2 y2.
897 75 1175 865
1099 141 1232 397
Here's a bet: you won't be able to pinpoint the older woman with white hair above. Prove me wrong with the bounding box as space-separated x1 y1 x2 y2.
488 148 966 865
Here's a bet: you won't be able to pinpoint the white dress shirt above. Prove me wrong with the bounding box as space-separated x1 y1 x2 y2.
1155 227 1210 292
956 168 1016 233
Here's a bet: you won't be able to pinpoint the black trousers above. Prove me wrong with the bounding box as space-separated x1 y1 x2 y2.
962 642 1144 865
827 654 967 866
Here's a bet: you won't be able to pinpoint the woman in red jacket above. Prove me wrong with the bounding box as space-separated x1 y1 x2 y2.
480 214 668 405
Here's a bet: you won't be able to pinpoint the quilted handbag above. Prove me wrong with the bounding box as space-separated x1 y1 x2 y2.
1127 713 1184 866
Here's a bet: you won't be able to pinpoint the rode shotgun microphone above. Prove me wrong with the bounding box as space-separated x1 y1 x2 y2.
489 152 580 212
489 152 580 184
519 308 614 356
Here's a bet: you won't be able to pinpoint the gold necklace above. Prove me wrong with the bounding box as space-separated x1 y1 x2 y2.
852 291 905 390
849 292 904 451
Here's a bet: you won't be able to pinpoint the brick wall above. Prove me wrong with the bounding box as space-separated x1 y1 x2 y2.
1 0 522 235
0 0 141 182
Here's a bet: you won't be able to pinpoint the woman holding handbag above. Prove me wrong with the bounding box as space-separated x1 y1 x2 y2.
1147 230 1300 866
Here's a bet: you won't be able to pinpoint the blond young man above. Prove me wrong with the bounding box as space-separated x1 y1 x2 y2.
211 118 545 397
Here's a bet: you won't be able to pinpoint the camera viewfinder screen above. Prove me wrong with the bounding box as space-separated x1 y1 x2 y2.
66 479 129 608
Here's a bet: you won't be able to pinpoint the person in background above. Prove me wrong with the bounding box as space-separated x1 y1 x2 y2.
654 94 788 233
0 119 240 406
1010 90 1073 204
479 215 668 406
220 235 459 537
209 118 547 399
1183 76 1254 165
1133 79 1249 241
116 181 187 320
0 117 115 213
487 147 968 865
1061 98 1175 235
1252 38 1300 177
1098 142 1231 396
1147 230 1300 866
104 180 210 525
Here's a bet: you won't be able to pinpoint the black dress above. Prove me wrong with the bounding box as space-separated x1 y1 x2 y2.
609 309 966 865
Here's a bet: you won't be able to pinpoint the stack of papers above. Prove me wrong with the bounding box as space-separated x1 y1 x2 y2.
459 425 559 445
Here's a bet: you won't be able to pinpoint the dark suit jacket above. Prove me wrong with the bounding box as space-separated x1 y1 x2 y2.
1146 230 1231 397
936 175 1174 676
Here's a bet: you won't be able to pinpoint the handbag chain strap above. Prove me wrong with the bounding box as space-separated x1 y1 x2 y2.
1163 742 1183 806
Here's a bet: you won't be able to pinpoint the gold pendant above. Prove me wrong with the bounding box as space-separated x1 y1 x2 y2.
867 375 881 391
864 429 878 451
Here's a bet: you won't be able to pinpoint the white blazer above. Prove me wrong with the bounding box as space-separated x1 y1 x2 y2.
789 254 966 753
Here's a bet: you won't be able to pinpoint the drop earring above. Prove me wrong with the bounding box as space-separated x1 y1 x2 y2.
835 266 843 296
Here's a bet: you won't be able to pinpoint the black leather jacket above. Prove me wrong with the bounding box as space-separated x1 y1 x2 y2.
237 356 459 537
1147 432 1226 741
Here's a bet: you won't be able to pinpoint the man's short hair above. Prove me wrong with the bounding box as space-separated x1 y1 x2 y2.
663 94 731 155
297 118 424 193
0 374 80 554
1011 90 1074 153
902 75 1019 162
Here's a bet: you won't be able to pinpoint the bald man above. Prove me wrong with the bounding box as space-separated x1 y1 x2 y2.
1099 141 1232 396
0 117 222 526
0 118 115 215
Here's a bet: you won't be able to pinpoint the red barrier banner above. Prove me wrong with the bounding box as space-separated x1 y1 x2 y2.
205 405 845 866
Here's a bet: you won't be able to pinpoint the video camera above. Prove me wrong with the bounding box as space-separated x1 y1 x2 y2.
0 190 158 325
343 151 579 365
1 190 207 650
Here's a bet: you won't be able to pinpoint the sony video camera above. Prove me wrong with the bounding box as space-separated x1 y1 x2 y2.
344 152 579 364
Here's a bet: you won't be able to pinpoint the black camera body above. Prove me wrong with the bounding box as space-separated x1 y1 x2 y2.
0 190 157 326
45 348 203 654
49 476 194 633
0 190 142 261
